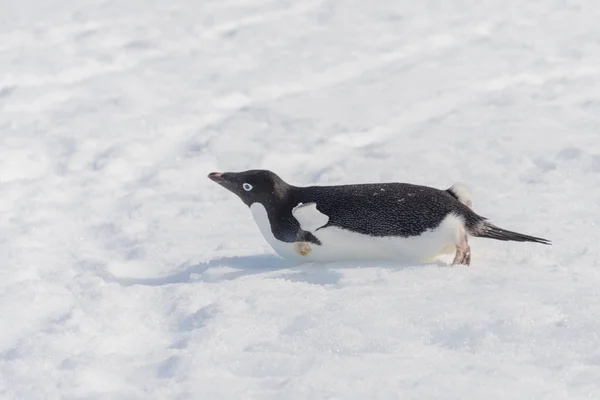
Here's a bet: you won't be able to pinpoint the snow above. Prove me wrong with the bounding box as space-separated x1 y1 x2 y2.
1 0 600 398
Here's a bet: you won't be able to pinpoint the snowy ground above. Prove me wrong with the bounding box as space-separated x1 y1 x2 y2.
2 0 600 398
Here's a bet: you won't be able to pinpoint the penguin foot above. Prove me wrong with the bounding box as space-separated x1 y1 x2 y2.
447 183 473 209
452 227 471 266
452 244 471 266
294 241 312 256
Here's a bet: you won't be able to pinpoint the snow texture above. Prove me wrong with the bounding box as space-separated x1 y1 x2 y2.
1 0 600 398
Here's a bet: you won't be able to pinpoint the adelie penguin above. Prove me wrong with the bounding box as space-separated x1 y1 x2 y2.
208 169 550 265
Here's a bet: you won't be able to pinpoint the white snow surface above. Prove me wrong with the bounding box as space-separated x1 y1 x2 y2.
2 0 600 398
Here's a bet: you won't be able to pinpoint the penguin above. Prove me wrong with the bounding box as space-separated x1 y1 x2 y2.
207 169 550 265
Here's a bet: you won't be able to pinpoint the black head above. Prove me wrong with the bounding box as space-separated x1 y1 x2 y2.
207 169 290 206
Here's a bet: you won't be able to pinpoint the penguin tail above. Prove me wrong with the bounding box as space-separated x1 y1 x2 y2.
466 219 551 245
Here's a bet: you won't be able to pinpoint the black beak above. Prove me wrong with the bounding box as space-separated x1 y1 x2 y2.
208 172 225 183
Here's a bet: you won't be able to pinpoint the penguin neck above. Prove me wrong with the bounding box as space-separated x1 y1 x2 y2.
257 174 297 208
272 174 295 200
247 178 300 226
258 182 298 214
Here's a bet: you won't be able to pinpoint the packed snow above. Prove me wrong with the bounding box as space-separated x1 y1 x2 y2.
2 0 600 398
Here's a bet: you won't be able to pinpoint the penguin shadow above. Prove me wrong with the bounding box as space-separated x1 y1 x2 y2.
113 254 448 287
272 258 448 286
113 254 297 287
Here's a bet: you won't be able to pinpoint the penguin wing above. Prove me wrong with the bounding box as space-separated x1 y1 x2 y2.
292 202 329 232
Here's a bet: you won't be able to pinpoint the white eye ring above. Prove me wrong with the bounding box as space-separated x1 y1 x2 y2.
242 183 253 191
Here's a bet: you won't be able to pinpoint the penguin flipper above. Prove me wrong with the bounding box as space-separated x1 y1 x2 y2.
292 202 329 232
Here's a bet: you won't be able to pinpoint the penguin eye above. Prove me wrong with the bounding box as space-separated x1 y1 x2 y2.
242 183 253 192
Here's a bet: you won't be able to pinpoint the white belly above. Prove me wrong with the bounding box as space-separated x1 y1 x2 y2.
250 203 300 259
250 203 462 263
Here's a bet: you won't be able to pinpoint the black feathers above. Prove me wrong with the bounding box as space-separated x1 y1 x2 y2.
468 221 551 245
292 183 464 238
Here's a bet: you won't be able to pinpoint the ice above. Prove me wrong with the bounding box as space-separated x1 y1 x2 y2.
1 0 600 398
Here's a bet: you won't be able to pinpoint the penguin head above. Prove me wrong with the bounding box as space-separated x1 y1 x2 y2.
208 169 289 206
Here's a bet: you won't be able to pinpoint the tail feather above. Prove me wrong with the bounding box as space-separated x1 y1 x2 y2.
468 220 551 245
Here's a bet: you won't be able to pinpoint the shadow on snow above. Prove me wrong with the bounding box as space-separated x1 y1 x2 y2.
108 253 445 287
